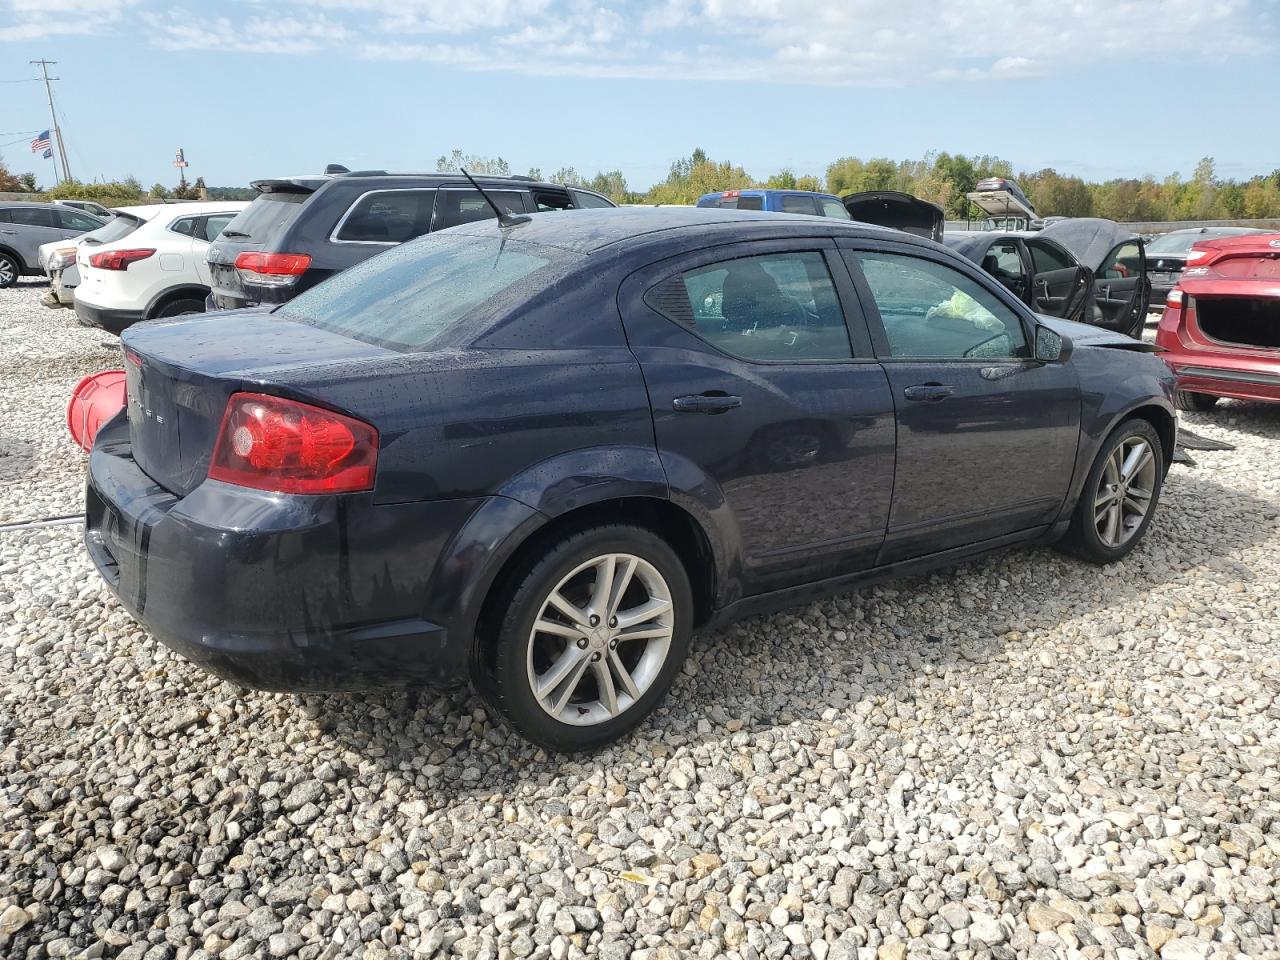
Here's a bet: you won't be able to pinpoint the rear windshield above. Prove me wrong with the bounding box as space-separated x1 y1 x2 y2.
277 234 580 350
81 214 144 246
220 192 308 241
1146 230 1261 256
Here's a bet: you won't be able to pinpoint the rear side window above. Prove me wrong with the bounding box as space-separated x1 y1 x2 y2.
433 190 528 230
533 191 572 213
9 208 56 227
780 195 817 215
222 192 308 242
278 234 577 350
335 190 435 243
169 217 200 237
646 251 853 362
736 195 764 211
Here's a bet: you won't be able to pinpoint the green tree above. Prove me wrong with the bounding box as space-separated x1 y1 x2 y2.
549 167 582 186
42 178 144 203
644 149 753 204
436 149 510 176
0 158 38 193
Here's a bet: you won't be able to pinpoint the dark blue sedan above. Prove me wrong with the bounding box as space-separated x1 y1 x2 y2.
84 208 1177 751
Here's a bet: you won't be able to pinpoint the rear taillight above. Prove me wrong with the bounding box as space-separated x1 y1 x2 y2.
234 252 312 287
88 248 155 270
1166 289 1183 309
208 393 378 494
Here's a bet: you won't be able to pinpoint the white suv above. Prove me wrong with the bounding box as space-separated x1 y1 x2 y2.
74 200 247 333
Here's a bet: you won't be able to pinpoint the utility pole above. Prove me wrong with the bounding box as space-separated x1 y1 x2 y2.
30 59 72 183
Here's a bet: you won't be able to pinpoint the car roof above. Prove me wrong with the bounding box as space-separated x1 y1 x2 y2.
143 200 249 215
446 207 910 256
0 201 67 209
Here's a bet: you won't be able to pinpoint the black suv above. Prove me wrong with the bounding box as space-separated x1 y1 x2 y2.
207 169 616 310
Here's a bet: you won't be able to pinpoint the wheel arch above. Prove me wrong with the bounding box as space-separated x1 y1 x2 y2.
469 496 719 681
145 284 210 320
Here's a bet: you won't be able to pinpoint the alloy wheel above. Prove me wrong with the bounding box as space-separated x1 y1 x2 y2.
1093 436 1157 548
0 258 15 286
526 553 674 726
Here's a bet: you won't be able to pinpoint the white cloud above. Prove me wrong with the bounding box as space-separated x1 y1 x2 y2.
2 0 1274 87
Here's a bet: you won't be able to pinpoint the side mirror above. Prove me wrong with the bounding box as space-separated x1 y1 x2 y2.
1034 325 1073 363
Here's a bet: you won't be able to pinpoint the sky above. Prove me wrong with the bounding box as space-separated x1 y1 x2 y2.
1 0 1278 192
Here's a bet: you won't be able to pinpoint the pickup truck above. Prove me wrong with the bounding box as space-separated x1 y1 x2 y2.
696 189 851 218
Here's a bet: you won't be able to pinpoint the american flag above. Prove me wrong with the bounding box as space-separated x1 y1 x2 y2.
31 130 51 153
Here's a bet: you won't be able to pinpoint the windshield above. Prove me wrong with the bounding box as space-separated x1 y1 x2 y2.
82 214 144 246
219 191 308 241
278 233 578 350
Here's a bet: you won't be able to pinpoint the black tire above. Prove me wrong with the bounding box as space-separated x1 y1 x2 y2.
0 252 18 289
152 297 206 319
480 524 693 752
1057 418 1164 564
1176 391 1218 412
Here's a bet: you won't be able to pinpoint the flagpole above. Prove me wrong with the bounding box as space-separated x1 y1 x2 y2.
31 59 72 184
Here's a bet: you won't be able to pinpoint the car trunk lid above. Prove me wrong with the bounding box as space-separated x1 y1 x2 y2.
121 309 390 496
842 191 945 242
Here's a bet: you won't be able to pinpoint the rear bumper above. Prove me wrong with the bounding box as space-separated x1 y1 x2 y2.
75 297 143 334
85 415 484 690
1169 362 1280 404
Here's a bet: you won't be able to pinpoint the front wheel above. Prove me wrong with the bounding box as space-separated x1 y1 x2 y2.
1177 391 1218 412
0 252 18 289
482 525 693 752
1058 418 1164 564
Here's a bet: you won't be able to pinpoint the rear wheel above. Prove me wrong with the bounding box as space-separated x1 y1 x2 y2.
482 525 693 752
0 252 18 289
1058 418 1164 564
152 297 206 319
1177 390 1218 412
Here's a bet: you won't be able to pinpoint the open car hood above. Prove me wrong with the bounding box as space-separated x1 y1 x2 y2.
1039 218 1139 272
1038 314 1159 352
843 191 945 243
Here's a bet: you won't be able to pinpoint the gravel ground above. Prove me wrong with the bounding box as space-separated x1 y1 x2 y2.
1 282 1278 960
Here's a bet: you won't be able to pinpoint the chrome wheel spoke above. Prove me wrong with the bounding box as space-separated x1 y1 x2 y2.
588 555 616 617
540 649 592 715
607 556 638 618
608 649 642 701
533 618 585 641
615 596 671 630
546 589 589 627
1121 442 1152 482
616 624 673 643
593 659 619 716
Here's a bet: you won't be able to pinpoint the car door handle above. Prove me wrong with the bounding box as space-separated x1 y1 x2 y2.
903 383 954 402
0 229 15 235
672 393 742 414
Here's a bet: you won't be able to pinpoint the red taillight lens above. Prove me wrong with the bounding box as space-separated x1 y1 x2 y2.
234 252 312 286
88 248 155 270
1166 289 1183 310
208 393 378 494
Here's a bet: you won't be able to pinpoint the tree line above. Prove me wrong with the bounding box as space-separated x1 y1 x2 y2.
6 148 1280 222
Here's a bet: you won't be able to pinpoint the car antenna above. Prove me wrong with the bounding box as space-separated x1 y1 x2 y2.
460 168 531 228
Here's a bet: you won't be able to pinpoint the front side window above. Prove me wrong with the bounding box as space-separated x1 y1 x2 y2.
647 251 853 362
58 208 101 230
780 195 817 215
433 190 528 230
571 189 614 209
279 234 575 350
982 241 1025 285
336 190 435 243
1100 241 1142 279
852 251 1028 360
1027 240 1073 273
820 199 852 220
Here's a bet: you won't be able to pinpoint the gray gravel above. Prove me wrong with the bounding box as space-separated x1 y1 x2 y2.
2 282 1279 960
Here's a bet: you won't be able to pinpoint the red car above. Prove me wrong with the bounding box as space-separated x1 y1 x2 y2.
1156 233 1280 410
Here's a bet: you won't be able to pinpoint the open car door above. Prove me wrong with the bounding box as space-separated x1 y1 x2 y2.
1092 238 1149 339
1039 219 1149 338
843 191 945 242
1023 237 1090 323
